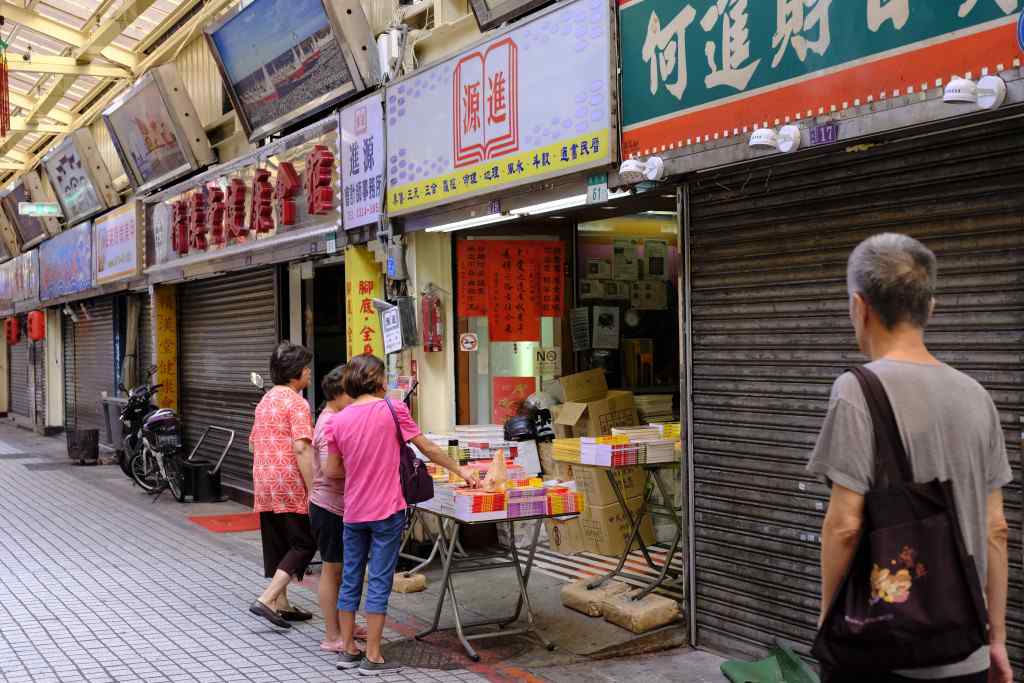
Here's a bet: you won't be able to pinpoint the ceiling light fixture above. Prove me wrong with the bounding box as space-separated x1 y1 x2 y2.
424 213 517 233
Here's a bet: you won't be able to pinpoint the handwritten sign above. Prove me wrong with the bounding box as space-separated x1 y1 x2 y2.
94 204 140 285
457 239 564 326
344 245 383 358
456 240 489 317
489 241 540 342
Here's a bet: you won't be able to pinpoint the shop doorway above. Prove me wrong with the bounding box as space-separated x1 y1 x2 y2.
311 262 346 410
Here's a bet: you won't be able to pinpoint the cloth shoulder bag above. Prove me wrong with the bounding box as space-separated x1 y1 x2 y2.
385 398 434 506
811 366 988 674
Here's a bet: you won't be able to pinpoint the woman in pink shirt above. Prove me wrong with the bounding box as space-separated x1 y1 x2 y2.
324 354 479 676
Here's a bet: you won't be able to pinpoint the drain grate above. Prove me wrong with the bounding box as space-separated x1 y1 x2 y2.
380 639 464 670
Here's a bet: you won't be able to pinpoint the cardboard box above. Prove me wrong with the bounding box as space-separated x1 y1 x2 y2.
538 441 555 475
572 464 649 507
545 517 586 555
559 369 609 403
579 495 656 557
553 461 574 482
554 390 639 438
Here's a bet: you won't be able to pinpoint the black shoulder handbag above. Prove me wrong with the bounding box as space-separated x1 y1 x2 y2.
812 367 988 676
384 398 434 506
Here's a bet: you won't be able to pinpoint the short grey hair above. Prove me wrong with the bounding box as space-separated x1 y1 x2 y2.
846 233 937 329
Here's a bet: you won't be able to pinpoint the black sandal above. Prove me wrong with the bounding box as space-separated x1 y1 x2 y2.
277 606 313 621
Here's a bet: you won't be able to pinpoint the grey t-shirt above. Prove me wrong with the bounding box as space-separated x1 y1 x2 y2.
808 359 1012 679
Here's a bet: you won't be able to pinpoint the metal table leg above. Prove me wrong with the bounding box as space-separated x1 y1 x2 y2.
504 518 543 626
505 519 554 650
587 469 656 590
630 467 685 601
415 517 457 641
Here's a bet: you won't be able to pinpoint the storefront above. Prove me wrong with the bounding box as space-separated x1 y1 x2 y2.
3 251 44 429
143 114 347 500
619 0 1023 667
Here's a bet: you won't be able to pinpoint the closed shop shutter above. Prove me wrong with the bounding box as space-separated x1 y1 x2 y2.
138 294 153 375
62 299 115 432
179 268 278 493
685 118 1023 668
32 339 45 428
9 337 30 417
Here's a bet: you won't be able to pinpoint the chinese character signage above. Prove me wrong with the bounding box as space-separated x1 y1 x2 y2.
492 376 536 425
39 222 93 302
456 241 489 317
386 0 613 215
490 242 540 342
344 245 384 358
94 204 141 285
456 240 564 327
153 284 178 411
620 0 1022 158
341 92 385 229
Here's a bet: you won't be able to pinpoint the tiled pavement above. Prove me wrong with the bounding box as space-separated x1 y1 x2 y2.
0 427 491 683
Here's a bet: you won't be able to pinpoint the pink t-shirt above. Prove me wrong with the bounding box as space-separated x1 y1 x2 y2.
325 399 421 524
309 407 344 517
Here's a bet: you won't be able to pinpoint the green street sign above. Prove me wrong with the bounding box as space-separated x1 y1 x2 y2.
18 202 62 218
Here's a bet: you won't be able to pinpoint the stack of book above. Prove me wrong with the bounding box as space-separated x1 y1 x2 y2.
634 394 675 423
580 436 642 467
507 483 548 518
547 487 585 515
552 438 582 464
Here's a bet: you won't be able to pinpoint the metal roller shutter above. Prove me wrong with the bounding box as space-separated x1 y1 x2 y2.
9 337 30 417
138 294 153 376
179 268 278 493
32 340 45 429
685 117 1023 668
62 299 116 432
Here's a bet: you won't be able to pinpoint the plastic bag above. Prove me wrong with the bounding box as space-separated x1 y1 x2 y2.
482 448 508 492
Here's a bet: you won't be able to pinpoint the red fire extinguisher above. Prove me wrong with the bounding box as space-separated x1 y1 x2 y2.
421 287 444 352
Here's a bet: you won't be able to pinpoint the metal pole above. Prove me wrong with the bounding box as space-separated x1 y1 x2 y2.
680 181 697 646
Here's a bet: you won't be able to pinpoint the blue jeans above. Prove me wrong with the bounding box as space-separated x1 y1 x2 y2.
338 510 405 615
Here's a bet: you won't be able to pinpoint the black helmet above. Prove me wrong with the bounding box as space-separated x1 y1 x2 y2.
504 414 536 442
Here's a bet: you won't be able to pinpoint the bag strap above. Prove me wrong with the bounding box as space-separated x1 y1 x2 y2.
848 366 914 486
383 398 405 448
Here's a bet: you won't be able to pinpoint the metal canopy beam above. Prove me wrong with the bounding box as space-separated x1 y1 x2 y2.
9 118 68 134
8 55 130 79
0 1 139 69
74 0 157 67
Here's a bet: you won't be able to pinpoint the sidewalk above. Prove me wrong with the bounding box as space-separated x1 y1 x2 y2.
0 423 724 682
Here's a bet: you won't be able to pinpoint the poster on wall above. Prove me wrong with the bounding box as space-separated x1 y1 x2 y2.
340 91 385 229
94 204 140 285
492 376 536 425
592 305 619 349
385 0 613 215
344 245 383 358
619 1 1023 159
39 222 92 301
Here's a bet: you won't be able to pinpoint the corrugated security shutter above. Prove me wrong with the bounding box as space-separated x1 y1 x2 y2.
685 117 1023 669
9 337 29 417
179 268 277 493
32 339 45 428
138 294 153 376
61 299 115 432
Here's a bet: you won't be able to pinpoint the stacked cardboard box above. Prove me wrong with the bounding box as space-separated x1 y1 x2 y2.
553 369 639 439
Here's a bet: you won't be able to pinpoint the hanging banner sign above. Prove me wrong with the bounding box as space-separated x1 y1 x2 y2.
456 239 564 322
385 0 613 216
340 92 385 230
456 240 489 317
344 245 384 358
94 204 141 285
488 241 540 342
39 221 93 301
620 1 1023 159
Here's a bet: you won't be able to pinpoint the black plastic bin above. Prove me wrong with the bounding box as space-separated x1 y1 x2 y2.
180 460 225 503
66 429 99 465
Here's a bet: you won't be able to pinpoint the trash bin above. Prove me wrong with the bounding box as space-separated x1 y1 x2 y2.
66 429 99 465
180 459 225 503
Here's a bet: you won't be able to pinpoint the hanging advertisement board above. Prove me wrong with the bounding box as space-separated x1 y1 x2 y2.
94 204 141 285
340 91 385 229
39 222 93 302
344 245 383 358
385 0 614 216
619 1 1023 159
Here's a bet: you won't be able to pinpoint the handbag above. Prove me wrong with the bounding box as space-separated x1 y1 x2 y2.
385 398 434 506
812 367 988 675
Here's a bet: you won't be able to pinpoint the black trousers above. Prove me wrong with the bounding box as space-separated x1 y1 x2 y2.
259 512 316 579
826 670 988 683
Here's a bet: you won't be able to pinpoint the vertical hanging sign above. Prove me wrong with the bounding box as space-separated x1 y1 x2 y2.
488 241 539 342
456 240 489 317
344 245 384 358
340 92 385 230
536 242 564 316
153 285 178 412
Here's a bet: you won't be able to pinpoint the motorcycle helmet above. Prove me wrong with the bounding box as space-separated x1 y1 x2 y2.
504 414 537 442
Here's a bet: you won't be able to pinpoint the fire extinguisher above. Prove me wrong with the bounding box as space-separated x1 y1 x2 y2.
421 287 444 352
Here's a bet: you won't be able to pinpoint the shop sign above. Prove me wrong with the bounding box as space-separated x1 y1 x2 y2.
153 285 178 412
620 1 1022 159
18 202 61 218
344 245 384 358
340 92 385 230
0 250 38 305
94 204 140 285
39 222 93 302
459 332 479 352
385 0 613 216
381 306 403 355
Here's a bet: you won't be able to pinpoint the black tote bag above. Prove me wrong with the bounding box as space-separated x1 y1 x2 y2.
811 367 988 675
385 398 434 506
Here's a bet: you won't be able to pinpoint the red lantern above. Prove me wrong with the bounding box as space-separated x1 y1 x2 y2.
27 310 45 342
4 316 19 345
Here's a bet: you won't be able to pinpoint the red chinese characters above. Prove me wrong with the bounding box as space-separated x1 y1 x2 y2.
187 191 208 251
225 178 248 239
535 242 564 316
250 169 274 234
171 200 189 256
456 241 488 317
304 145 334 215
488 241 539 342
453 37 519 168
208 185 226 246
275 162 301 227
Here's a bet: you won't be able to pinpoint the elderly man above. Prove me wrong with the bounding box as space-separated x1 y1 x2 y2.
807 233 1013 683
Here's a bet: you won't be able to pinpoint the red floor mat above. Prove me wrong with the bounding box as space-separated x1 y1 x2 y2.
188 512 260 533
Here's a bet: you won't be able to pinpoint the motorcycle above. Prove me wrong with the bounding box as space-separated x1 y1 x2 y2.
118 367 160 480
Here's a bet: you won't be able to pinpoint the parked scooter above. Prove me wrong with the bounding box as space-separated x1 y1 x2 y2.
129 407 187 501
118 367 160 480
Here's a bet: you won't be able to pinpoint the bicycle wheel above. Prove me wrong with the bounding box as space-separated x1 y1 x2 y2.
164 456 186 502
130 451 160 492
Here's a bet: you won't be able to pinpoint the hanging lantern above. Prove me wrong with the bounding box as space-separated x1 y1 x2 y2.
0 18 9 137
